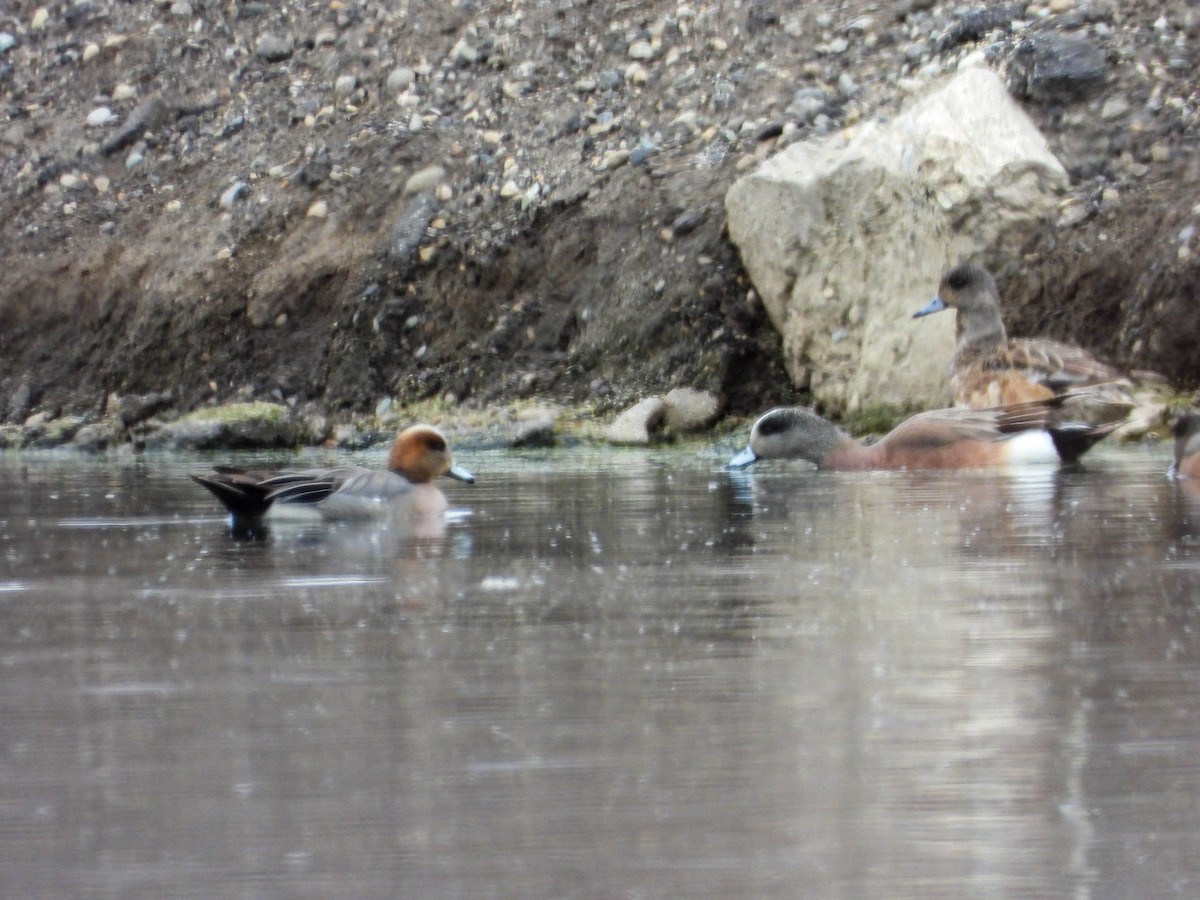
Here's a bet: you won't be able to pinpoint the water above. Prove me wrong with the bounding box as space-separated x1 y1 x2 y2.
2 444 1200 898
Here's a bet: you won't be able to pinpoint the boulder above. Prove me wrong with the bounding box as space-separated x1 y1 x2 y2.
604 397 666 446
146 401 297 450
726 66 1068 413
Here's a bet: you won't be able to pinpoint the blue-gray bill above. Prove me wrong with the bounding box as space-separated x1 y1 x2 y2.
726 447 758 469
912 296 947 318
448 464 476 483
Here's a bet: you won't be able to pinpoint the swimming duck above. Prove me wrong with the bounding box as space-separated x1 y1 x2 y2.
913 262 1135 457
727 395 1119 472
191 424 475 521
1170 412 1200 480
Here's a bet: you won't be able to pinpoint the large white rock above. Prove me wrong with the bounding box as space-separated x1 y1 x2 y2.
726 66 1068 413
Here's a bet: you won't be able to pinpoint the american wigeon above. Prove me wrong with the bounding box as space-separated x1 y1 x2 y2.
913 262 1134 456
1170 412 1200 480
191 424 475 521
727 395 1117 471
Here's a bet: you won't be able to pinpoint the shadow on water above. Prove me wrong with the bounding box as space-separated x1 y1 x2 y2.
1 446 1199 897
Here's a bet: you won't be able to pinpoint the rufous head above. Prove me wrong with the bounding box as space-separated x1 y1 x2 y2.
387 425 476 485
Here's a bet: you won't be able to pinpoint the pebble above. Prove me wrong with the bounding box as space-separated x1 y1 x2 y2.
31 8 49 30
111 83 137 102
628 40 655 60
82 42 99 62
93 176 110 193
86 107 114 127
255 34 294 63
306 199 329 218
404 165 446 195
220 181 249 209
386 67 415 93
334 75 358 100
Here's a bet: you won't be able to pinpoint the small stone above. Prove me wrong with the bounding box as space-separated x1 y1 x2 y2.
82 42 100 62
450 39 478 66
386 67 415 93
314 30 337 47
1048 0 1074 12
599 149 630 170
93 176 110 193
499 179 521 198
165 199 182 213
59 173 81 190
31 8 49 30
334 74 358 100
482 130 503 146
220 181 249 209
86 107 114 127
255 33 294 63
628 39 654 60
306 199 329 218
1101 96 1130 120
111 83 137 102
404 165 446 195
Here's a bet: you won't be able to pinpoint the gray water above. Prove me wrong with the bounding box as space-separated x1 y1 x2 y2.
2 443 1200 899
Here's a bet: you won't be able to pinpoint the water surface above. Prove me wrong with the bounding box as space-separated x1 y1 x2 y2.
2 444 1199 898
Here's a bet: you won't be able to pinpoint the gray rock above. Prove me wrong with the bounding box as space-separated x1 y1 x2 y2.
1008 35 1110 105
385 192 439 264
73 420 122 452
604 397 666 445
101 96 170 156
255 33 294 63
663 388 720 432
220 181 249 209
118 391 174 427
145 402 297 450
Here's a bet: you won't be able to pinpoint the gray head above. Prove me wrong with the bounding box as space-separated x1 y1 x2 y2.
726 407 846 469
913 262 1007 352
913 262 1001 315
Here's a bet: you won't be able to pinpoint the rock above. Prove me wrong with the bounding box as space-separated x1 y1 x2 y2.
726 67 1068 413
404 165 446 195
385 192 438 264
663 387 720 432
510 418 557 449
255 34 294 63
101 96 170 156
1008 34 1110 104
73 420 122 452
117 391 174 427
220 181 249 209
604 397 666 445
145 402 297 450
86 107 114 127
386 67 415 93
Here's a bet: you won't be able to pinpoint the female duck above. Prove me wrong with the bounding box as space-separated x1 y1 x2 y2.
191 424 475 521
912 262 1135 458
727 398 1112 472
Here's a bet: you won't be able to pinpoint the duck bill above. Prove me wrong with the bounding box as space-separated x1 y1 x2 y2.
726 447 759 469
912 296 947 318
446 463 476 484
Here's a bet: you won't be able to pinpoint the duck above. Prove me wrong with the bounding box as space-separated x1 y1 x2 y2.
191 424 475 521
1169 412 1200 480
913 262 1135 458
726 394 1120 472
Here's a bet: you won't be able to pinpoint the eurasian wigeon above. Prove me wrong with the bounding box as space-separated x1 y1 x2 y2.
1169 412 1200 480
726 395 1118 472
191 424 475 521
913 262 1135 457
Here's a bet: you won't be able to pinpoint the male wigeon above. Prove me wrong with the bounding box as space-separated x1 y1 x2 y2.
913 262 1135 457
1170 412 1200 480
191 424 475 521
727 395 1118 472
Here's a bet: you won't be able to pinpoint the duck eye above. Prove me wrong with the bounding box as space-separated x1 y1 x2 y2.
427 436 447 452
